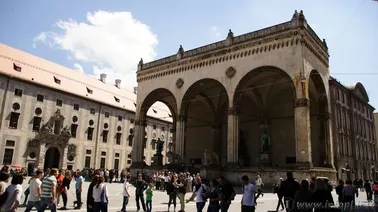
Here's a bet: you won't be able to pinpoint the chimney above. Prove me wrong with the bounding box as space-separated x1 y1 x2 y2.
100 73 106 83
133 86 138 94
115 79 121 88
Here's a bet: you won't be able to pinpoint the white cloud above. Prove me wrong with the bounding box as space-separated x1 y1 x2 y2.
33 10 158 89
210 26 221 38
73 63 84 73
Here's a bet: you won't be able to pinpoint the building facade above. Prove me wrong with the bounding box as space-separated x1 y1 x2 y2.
329 78 377 180
0 43 173 173
132 11 337 184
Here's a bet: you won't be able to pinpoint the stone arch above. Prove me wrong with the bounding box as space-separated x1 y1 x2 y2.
233 66 296 167
309 69 330 167
139 88 178 124
180 78 229 165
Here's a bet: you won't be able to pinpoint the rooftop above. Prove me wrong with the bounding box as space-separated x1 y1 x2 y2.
0 43 172 123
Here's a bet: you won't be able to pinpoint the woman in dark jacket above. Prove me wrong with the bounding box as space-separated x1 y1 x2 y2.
311 178 334 212
87 175 99 212
274 178 285 211
335 180 344 203
294 180 313 212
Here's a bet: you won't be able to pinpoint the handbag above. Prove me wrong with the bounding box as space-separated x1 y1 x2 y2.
100 185 108 203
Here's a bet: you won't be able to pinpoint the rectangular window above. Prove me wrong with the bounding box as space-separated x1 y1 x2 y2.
53 76 61 84
143 138 147 149
13 63 21 72
71 124 78 138
102 130 108 143
118 115 122 121
32 117 42 131
128 138 133 147
116 133 122 145
104 112 109 118
2 149 14 165
101 151 106 156
127 154 132 159
86 87 93 94
153 125 156 130
86 150 92 155
36 94 44 102
84 156 91 168
162 127 165 131
114 158 119 170
9 112 20 129
56 99 62 106
90 108 95 114
115 153 120 157
87 127 94 140
73 104 80 111
14 88 23 97
127 160 131 164
100 158 106 169
5 140 15 147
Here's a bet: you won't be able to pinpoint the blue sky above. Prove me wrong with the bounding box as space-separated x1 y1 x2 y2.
0 0 377 109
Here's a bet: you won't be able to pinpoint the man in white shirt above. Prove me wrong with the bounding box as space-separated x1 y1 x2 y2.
120 175 131 212
25 170 43 212
241 175 257 212
186 176 207 211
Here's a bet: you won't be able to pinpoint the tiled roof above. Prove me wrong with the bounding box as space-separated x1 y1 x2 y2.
0 43 172 123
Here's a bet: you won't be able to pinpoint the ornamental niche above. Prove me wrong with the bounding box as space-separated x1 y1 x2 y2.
33 109 72 147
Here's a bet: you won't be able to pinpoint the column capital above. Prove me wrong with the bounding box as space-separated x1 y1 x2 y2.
228 107 239 115
178 115 187 122
294 98 309 108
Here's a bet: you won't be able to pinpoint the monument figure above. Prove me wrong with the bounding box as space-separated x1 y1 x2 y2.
260 130 271 153
203 149 219 166
153 138 164 166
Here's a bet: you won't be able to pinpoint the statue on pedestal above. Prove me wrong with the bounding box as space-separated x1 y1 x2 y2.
153 138 164 166
203 149 219 166
260 130 271 153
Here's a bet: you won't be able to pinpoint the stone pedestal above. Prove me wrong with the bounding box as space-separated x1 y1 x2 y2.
200 166 222 181
152 154 163 166
259 153 272 166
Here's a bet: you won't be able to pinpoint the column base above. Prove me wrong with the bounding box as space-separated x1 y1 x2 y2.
295 162 313 170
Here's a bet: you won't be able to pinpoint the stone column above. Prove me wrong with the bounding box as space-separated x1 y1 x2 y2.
294 98 312 168
324 112 334 168
38 143 46 169
175 115 186 160
131 119 145 167
61 145 68 169
227 107 239 164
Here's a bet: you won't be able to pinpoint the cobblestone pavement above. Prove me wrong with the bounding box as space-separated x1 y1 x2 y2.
18 178 377 211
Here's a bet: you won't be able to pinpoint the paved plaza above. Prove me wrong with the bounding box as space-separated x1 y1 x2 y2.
17 177 377 212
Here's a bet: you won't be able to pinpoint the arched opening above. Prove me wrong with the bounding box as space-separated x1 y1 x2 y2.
139 88 177 165
234 67 296 167
309 70 329 167
181 79 229 165
44 147 60 170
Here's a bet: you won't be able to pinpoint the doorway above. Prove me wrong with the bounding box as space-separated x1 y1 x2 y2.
44 147 60 170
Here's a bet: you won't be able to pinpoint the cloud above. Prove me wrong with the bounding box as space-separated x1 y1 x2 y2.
33 10 158 89
210 26 221 38
73 63 84 73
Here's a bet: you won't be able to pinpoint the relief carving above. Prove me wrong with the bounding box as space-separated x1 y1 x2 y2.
225 67 236 78
176 78 184 89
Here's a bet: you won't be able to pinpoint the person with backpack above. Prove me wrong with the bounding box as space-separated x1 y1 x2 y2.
1 173 24 212
187 176 208 212
92 175 108 212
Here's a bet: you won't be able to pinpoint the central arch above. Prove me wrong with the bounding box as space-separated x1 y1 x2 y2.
234 66 296 167
44 147 60 170
181 78 229 165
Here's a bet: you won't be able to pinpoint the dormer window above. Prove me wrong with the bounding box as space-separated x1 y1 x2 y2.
168 114 172 117
152 109 157 114
133 102 136 107
114 96 120 103
53 76 61 84
13 63 21 72
86 87 93 94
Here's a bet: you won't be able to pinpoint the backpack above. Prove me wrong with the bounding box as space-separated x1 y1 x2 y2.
0 188 9 207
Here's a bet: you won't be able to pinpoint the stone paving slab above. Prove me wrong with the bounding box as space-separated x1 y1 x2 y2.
18 178 377 212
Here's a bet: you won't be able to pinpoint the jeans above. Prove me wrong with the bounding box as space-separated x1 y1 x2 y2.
37 197 57 212
220 204 230 212
178 193 185 211
146 200 152 212
76 189 82 207
196 202 206 212
207 204 220 212
276 195 284 211
93 202 108 212
168 193 177 209
61 191 67 207
121 196 129 212
25 201 39 212
135 193 146 211
241 205 255 212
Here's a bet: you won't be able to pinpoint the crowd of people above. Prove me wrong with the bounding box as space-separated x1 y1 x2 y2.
1 163 378 212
